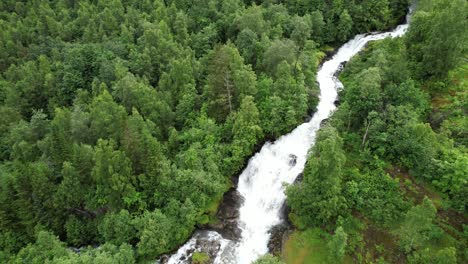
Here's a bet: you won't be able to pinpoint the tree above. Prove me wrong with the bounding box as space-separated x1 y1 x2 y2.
406 0 467 79
190 24 219 58
235 29 260 66
259 95 287 137
136 210 173 259
92 139 138 210
273 62 308 122
52 243 136 263
328 226 348 261
290 15 312 49
343 169 408 226
14 231 70 263
89 90 127 143
41 108 73 170
98 210 136 245
398 197 438 253
433 148 468 211
3 56 54 118
344 67 383 128
55 162 85 211
113 72 174 139
360 0 390 31
203 44 257 122
60 44 101 105
235 4 267 36
158 57 196 107
0 0 462 261
286 126 347 227
230 96 263 172
310 10 325 44
390 122 438 177
64 215 95 246
262 39 297 75
336 10 353 42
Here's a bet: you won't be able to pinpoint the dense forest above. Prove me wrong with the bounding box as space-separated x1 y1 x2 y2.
0 0 465 263
285 0 467 263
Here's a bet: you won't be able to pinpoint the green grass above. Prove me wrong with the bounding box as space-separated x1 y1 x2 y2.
192 252 210 264
282 228 332 264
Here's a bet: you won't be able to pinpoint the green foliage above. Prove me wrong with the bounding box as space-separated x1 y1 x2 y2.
336 10 353 42
203 44 257 122
261 39 297 75
432 147 468 211
14 231 70 263
98 210 136 246
92 139 137 210
285 1 467 262
192 252 210 264
327 226 348 261
229 96 263 172
398 197 438 253
53 243 136 264
406 0 467 79
135 210 173 259
407 247 457 264
286 126 347 227
253 254 284 264
343 168 408 226
0 0 411 261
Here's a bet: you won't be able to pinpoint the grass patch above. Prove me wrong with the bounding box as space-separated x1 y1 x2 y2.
282 228 332 264
192 252 210 264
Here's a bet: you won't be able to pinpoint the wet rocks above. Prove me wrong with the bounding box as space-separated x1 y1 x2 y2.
288 154 297 166
294 172 303 184
159 254 169 263
267 223 292 257
320 118 329 127
192 239 221 263
334 98 341 106
205 188 243 241
333 61 348 78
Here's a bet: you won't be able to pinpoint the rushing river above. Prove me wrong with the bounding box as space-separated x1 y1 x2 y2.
167 10 412 264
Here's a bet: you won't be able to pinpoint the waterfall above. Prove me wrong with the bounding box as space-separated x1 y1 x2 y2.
167 9 412 264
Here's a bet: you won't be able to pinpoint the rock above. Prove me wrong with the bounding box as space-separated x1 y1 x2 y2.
217 191 241 219
320 118 329 127
288 154 297 166
334 98 341 106
333 61 348 78
70 247 81 254
195 239 221 260
294 172 303 183
267 223 292 257
205 188 243 241
159 255 169 263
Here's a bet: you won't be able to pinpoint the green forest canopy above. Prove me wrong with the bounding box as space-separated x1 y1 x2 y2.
0 0 466 263
286 0 467 263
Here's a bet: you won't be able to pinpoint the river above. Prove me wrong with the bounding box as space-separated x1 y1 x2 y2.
167 9 412 264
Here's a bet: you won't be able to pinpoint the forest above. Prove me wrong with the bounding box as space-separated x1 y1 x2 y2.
285 0 467 263
0 0 465 263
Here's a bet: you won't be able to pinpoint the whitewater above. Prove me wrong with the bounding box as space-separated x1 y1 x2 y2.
167 9 412 264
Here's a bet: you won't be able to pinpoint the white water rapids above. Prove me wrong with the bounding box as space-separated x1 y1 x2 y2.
168 10 412 264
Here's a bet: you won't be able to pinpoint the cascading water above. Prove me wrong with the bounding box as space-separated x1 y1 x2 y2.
168 9 412 264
